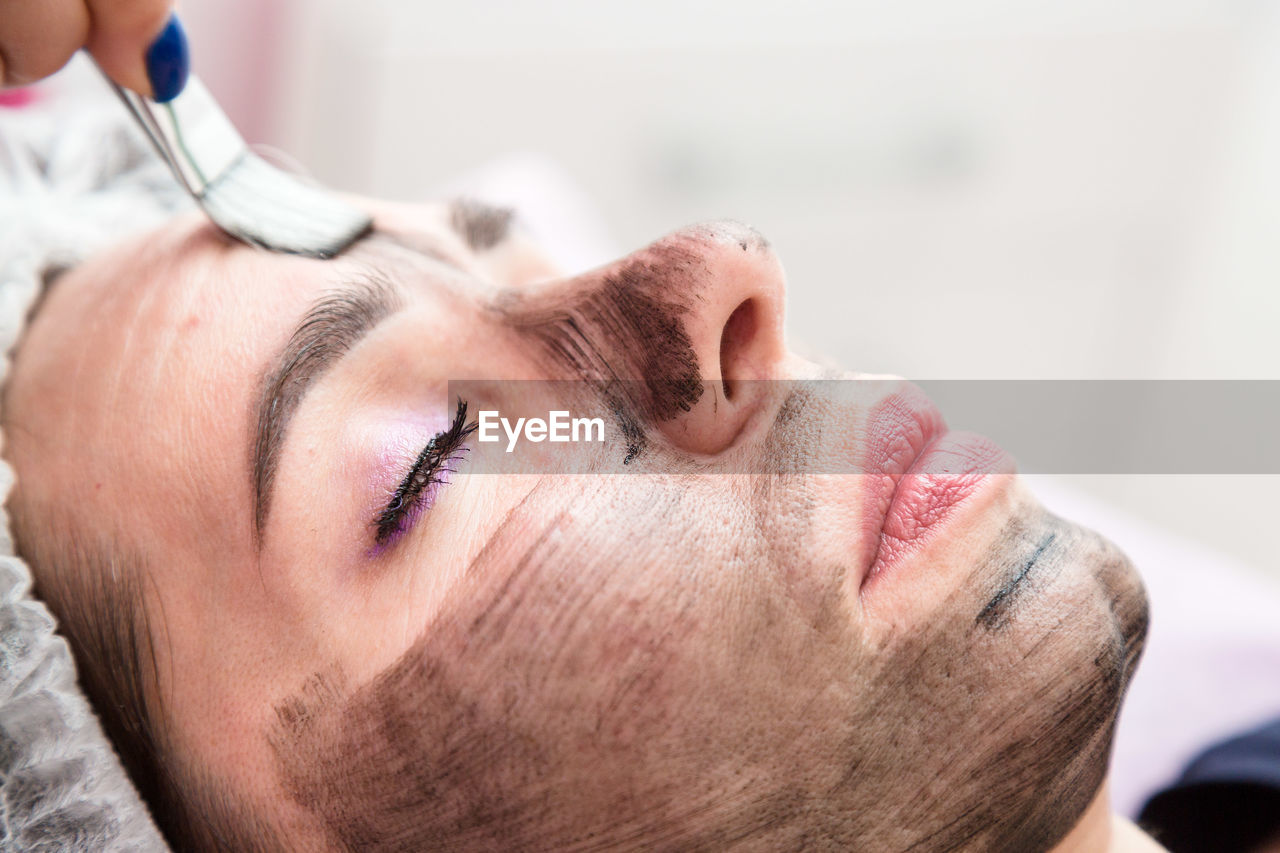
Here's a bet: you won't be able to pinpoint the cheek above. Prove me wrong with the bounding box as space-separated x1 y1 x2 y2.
273 466 1146 852
440 477 871 773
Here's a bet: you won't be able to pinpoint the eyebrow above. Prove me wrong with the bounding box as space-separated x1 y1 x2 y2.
449 198 514 251
252 275 402 541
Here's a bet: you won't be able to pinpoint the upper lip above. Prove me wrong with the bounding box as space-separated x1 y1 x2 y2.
859 383 949 585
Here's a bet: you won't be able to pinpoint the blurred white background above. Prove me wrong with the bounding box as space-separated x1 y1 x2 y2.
180 0 1278 575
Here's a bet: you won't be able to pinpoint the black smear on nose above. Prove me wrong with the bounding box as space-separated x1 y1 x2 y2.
608 393 646 464
497 245 708 460
976 532 1056 630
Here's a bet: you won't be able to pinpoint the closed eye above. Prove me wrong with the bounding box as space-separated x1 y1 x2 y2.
372 398 477 549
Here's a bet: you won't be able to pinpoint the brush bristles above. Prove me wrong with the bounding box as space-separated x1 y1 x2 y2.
199 153 372 259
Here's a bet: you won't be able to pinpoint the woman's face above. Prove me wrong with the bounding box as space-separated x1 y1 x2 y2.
5 201 1147 850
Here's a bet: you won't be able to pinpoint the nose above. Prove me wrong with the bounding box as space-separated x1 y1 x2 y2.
649 221 788 455
510 220 788 457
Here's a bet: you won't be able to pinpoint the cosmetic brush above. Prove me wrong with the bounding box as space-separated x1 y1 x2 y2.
98 67 371 259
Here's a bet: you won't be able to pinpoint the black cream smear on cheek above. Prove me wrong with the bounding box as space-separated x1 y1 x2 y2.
272 492 1149 852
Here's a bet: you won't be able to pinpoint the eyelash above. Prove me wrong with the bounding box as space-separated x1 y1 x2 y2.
373 398 478 548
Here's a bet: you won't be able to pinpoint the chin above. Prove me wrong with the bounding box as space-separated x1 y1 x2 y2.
853 490 1150 851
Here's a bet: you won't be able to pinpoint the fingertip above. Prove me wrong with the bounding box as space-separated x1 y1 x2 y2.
87 47 153 97
0 0 89 88
85 2 182 99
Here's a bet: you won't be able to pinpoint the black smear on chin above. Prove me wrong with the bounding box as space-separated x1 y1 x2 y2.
976 532 1056 630
884 516 1150 853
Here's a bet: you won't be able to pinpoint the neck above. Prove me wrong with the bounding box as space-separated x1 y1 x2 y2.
1050 782 1168 853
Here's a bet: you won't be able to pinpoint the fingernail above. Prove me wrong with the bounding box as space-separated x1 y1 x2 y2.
145 13 190 103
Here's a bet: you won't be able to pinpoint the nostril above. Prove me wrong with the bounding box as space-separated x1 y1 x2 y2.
719 299 758 401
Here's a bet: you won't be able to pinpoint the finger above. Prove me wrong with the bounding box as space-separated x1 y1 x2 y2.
83 0 174 97
0 0 90 87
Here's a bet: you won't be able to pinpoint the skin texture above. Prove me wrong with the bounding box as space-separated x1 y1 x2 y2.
3 200 1149 850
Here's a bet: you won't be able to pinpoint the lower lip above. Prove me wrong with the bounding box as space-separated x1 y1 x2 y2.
864 430 1013 586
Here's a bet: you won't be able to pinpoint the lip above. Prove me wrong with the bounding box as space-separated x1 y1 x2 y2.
859 384 1012 589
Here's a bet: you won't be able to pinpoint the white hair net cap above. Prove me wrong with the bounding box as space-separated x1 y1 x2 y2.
0 57 188 851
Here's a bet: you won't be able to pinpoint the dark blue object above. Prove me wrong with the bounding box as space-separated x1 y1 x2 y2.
1139 717 1280 852
145 14 189 103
